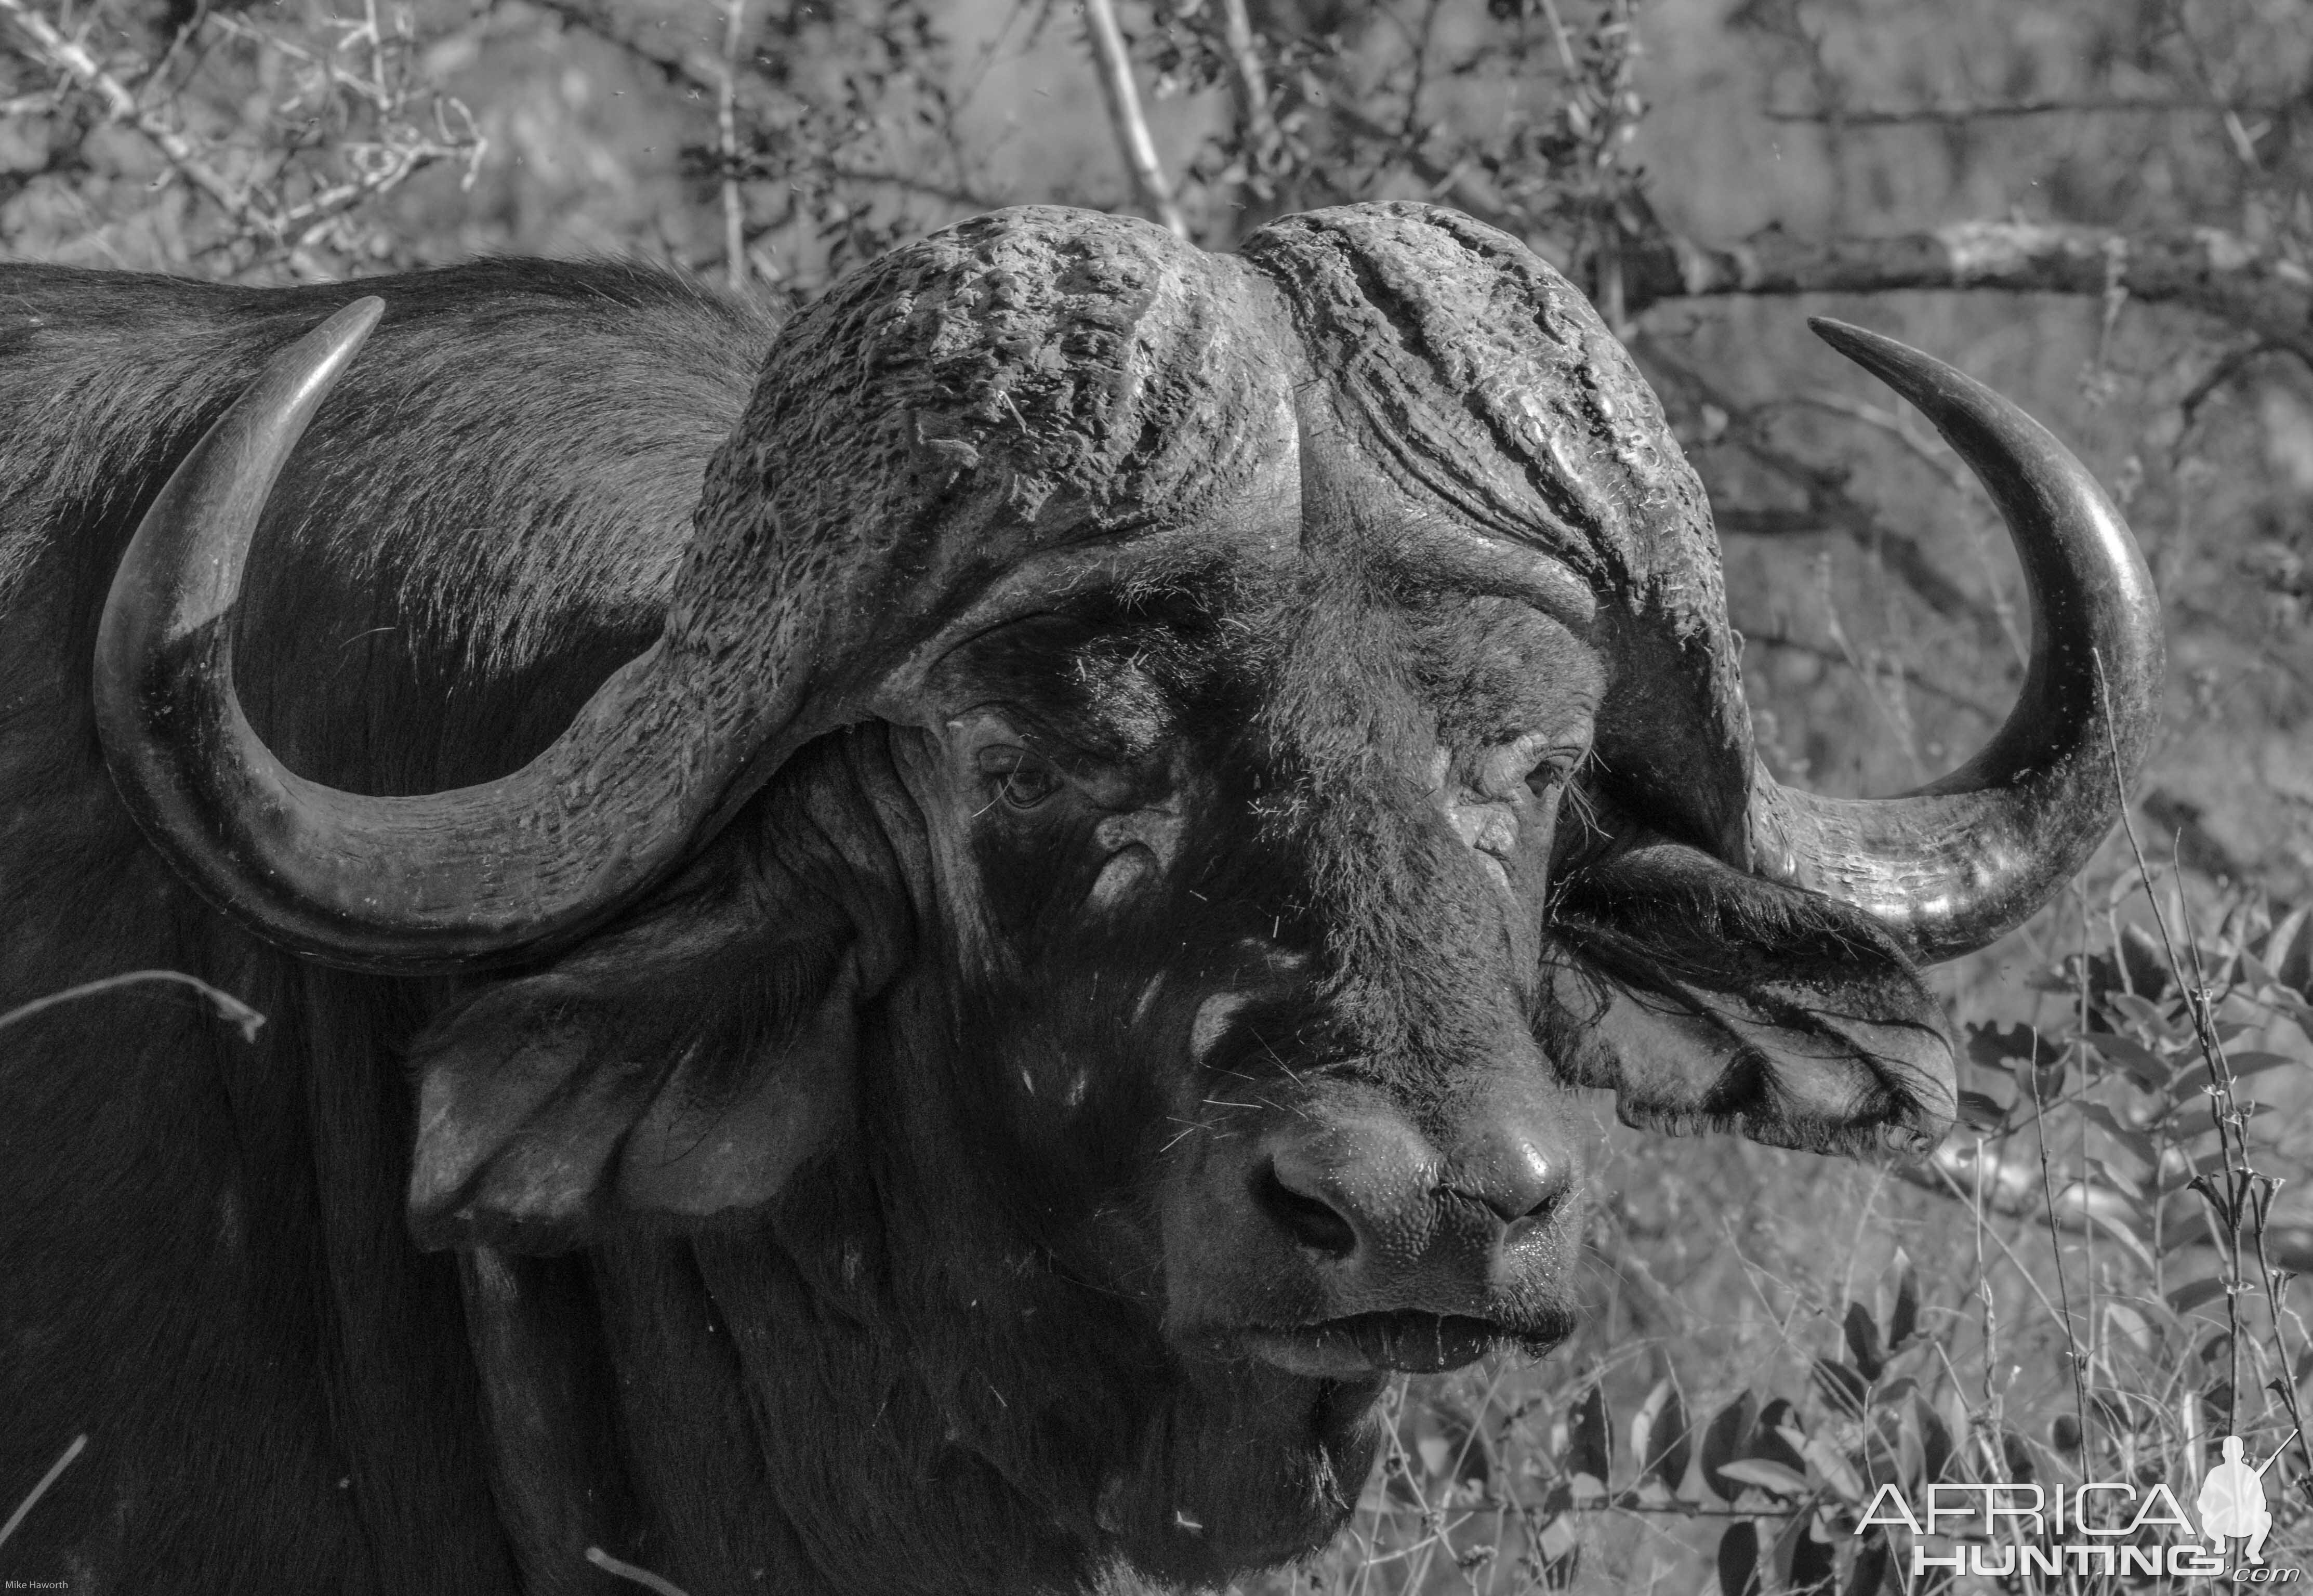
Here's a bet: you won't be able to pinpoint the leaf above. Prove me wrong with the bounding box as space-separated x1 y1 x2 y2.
2264 905 2312 986
1716 1458 1811 1496
2266 988 2313 1037
2062 1185 2158 1271
1812 1357 1870 1417
1799 1434 1867 1503
2104 1300 2153 1355
1566 1382 1611 1488
2107 990 2184 1035
1700 1392 1756 1502
1787 1512 1837 1594
2078 1103 2159 1170
1717 1520 1762 1596
1753 1399 1807 1473
1914 1393 1954 1485
2166 1275 2230 1316
2225 1050 2303 1081
2084 1154 2145 1198
1885 1250 1919 1349
1844 1534 1892 1596
2162 1207 2212 1251
1535 1515 1581 1590
2085 1035 2176 1095
1843 1300 1886 1380
1999 1427 2039 1481
1954 1089 2008 1132
1966 1020 2061 1073
1647 1380 1691 1494
2270 904 2313 996
1628 1379 1669 1486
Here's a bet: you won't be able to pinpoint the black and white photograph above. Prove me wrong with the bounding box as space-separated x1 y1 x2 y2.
1 0 2309 1590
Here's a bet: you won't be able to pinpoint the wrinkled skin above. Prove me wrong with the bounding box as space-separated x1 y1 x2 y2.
411 400 1948 1591
0 208 1988 1595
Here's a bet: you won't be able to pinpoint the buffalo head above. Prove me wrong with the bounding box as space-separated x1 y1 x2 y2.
92 203 2160 1586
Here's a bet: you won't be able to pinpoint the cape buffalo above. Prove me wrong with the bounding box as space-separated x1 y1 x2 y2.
0 202 2160 1593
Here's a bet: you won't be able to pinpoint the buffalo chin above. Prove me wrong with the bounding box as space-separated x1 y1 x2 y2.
1237 1310 1568 1377
1100 1360 1390 1585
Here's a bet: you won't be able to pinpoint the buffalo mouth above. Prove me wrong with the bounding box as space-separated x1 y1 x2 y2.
1235 1311 1570 1378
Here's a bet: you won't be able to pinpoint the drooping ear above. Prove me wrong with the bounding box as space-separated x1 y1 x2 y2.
1540 840 1956 1159
405 859 864 1255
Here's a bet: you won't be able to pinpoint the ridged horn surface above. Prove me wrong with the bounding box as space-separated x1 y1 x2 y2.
1744 318 2164 964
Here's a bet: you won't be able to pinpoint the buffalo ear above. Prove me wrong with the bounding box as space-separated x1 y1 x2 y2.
1542 841 1956 1159
406 879 860 1255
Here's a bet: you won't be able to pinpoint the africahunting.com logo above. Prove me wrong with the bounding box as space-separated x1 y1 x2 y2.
1857 1431 2299 1581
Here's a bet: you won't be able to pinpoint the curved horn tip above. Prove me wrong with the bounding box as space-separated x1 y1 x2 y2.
1806 315 1953 395
1804 314 1898 359
308 295 387 366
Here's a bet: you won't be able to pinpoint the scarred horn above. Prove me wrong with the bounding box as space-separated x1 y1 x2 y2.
95 298 760 975
1743 318 2164 965
95 213 1290 977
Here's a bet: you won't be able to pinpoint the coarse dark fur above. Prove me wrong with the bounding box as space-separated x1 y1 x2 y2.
0 217 1956 1596
0 259 772 1592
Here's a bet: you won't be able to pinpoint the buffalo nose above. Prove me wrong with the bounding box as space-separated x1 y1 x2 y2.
1446 1126 1566 1224
1258 1109 1570 1271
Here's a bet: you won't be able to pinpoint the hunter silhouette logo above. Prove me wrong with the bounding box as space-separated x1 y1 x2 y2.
2200 1435 2286 1566
1857 1428 2302 1581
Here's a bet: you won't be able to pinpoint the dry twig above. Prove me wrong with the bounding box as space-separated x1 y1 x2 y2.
1080 0 1186 238
719 0 748 292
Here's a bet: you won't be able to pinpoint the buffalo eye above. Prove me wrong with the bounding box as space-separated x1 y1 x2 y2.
1522 746 1585 801
977 745 1064 811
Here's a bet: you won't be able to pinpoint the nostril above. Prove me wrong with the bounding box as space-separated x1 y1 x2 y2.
1456 1141 1570 1226
1448 1183 1560 1226
1495 1182 1563 1226
1256 1164 1359 1257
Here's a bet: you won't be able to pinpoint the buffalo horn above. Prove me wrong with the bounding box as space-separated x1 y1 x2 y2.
1743 319 2164 965
95 299 748 973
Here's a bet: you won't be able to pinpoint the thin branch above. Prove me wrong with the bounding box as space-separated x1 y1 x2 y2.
1080 0 1186 237
1772 390 1970 496
1315 86 2313 367
203 12 386 107
1620 220 2313 365
3 0 480 265
586 1546 693 1596
1765 95 2296 126
1534 0 1579 77
529 0 723 99
0 0 254 219
719 0 747 293
1773 389 2030 666
0 1434 85 1551
0 969 265 1041
1740 627 1997 718
2175 338 2296 456
1218 0 1276 187
1636 333 2006 639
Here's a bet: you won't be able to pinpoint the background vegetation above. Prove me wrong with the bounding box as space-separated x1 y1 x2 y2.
5 0 2312 1589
